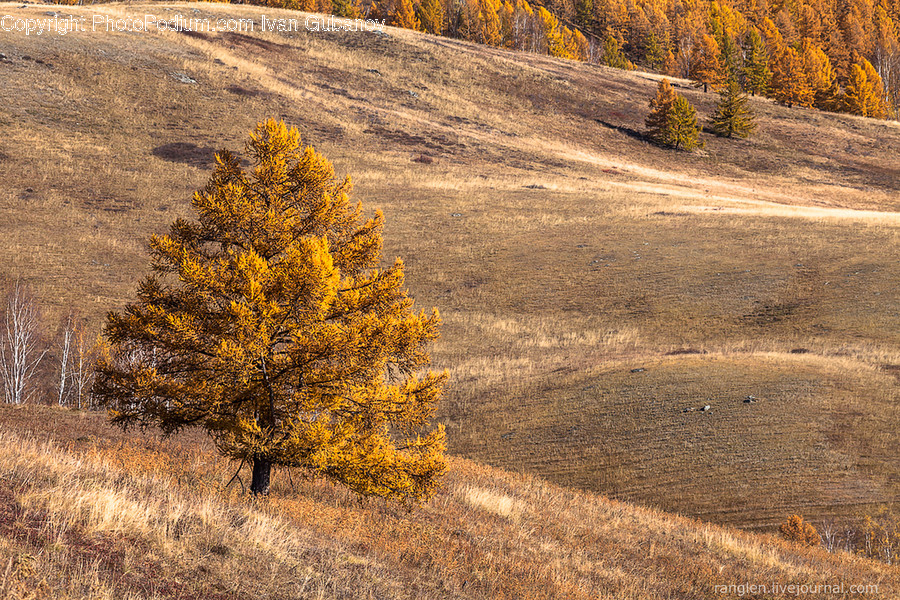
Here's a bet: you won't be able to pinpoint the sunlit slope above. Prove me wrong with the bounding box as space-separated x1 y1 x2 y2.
0 404 896 599
0 2 898 530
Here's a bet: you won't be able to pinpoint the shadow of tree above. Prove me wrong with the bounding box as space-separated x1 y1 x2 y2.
151 143 218 167
594 119 653 144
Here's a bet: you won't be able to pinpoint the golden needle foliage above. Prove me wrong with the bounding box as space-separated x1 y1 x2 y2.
779 514 821 547
94 119 448 501
645 79 704 151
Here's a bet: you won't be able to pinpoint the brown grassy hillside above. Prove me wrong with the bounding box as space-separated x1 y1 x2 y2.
0 404 896 599
0 1 898 531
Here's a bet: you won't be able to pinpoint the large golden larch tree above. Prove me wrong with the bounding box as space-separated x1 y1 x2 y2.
94 120 448 499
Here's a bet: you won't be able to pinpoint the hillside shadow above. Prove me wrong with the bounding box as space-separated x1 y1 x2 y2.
152 142 218 167
594 119 652 144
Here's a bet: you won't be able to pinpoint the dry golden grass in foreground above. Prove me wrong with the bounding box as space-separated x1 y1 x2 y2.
0 404 896 599
0 1 898 529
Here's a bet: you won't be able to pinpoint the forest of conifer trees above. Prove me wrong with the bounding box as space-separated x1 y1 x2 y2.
257 0 900 118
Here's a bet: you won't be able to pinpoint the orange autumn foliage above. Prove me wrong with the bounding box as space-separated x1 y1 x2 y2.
94 120 448 500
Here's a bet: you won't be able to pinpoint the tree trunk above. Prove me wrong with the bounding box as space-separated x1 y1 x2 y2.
250 456 272 496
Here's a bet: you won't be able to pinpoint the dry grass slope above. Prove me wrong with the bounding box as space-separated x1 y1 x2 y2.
0 404 896 599
0 1 898 530
454 352 900 529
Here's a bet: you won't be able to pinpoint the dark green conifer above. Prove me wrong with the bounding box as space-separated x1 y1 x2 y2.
710 80 756 138
742 29 771 96
646 79 704 151
718 34 741 83
667 95 704 150
600 35 632 70
645 32 667 71
331 0 357 17
575 0 593 29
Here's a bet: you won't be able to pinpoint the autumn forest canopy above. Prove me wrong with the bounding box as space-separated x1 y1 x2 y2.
254 0 900 119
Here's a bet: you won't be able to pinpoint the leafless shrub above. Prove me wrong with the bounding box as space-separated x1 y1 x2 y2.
0 282 46 405
820 519 838 552
71 326 100 410
56 315 74 406
55 316 99 409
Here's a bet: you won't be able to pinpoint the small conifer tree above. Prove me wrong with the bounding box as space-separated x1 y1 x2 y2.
538 7 568 58
600 35 632 70
645 32 667 71
742 29 771 96
800 39 838 110
779 515 821 546
710 80 756 138
690 34 725 92
718 33 741 83
662 49 676 76
93 120 448 499
331 0 358 18
667 95 704 150
771 46 815 107
843 59 888 118
388 0 421 30
476 0 503 46
416 0 444 34
645 78 678 141
861 59 888 118
646 79 703 151
574 0 593 29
